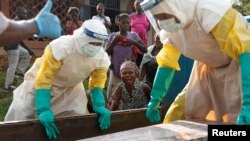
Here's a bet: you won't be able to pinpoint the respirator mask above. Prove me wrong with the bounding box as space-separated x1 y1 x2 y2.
82 43 102 57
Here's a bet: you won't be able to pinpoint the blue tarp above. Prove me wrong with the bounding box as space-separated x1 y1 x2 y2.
163 55 193 107
244 15 250 22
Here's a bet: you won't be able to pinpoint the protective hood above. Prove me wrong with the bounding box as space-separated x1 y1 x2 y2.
72 19 108 54
141 0 198 32
141 0 231 33
49 19 109 60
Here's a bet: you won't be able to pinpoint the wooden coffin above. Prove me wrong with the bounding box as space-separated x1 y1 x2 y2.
0 107 167 141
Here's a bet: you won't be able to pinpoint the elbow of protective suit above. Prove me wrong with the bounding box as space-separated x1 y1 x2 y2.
151 67 175 102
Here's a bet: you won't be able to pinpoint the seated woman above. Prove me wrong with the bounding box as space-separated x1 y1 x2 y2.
109 61 151 111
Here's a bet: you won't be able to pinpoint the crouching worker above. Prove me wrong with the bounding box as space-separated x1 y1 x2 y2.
140 0 250 124
4 19 111 140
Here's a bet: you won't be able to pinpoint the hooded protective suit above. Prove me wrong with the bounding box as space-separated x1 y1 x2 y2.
4 19 111 134
141 0 250 124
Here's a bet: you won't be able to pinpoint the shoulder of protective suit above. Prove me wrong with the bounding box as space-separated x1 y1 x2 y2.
49 35 75 61
196 0 230 33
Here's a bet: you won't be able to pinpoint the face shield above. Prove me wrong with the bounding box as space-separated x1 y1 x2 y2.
141 0 194 34
82 28 108 57
144 10 161 33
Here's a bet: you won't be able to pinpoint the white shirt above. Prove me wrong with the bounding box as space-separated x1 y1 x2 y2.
92 15 111 25
0 12 9 35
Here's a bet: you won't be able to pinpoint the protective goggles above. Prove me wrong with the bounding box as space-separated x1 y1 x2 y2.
83 28 109 40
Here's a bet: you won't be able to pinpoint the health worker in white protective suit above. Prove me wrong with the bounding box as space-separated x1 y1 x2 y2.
140 0 250 125
4 19 111 140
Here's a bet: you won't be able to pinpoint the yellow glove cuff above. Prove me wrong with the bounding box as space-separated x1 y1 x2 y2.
88 69 108 90
156 43 181 71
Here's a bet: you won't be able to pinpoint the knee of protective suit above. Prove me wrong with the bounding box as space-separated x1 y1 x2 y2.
163 91 185 123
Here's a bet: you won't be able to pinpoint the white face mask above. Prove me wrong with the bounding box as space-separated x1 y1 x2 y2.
82 44 101 57
158 17 183 33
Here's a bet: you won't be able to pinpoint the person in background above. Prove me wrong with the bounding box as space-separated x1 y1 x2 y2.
3 6 35 92
109 61 151 111
140 34 163 88
130 0 150 67
65 7 83 35
105 13 147 99
0 0 61 45
92 2 112 34
4 19 111 140
140 0 250 125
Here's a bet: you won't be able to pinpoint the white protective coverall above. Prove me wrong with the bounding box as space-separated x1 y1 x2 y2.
4 20 111 121
141 0 250 123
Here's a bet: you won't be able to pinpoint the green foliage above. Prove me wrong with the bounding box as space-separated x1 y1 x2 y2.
0 71 13 121
0 97 12 121
233 0 250 15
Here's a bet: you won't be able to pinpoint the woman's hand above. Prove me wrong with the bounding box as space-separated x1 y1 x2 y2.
114 35 125 45
125 38 135 46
